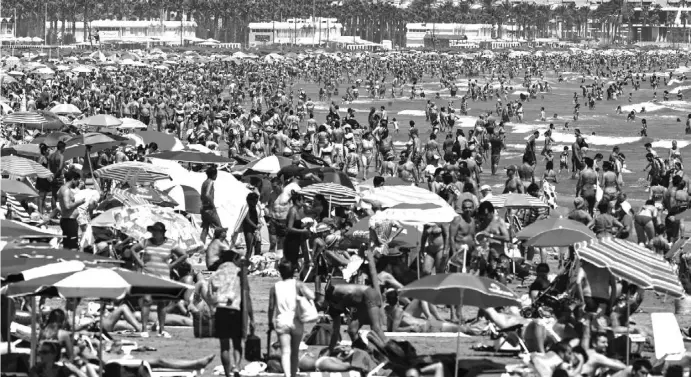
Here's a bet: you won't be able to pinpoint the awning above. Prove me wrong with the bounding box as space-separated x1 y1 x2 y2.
575 237 684 298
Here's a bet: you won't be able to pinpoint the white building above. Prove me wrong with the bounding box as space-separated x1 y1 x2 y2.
0 17 14 40
45 19 197 44
248 17 342 46
406 23 502 47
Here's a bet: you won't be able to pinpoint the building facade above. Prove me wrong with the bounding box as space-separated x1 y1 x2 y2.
44 19 197 44
248 17 343 46
406 23 514 47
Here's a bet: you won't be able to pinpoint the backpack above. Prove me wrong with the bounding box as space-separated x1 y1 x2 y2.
304 317 333 346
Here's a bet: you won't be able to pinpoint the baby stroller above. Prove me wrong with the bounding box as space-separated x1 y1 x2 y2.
520 263 574 319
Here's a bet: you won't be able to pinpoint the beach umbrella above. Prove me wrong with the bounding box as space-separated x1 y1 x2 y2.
400 273 520 377
126 186 178 207
135 131 183 151
484 193 549 209
0 220 62 239
301 167 356 190
1 179 38 197
0 155 52 178
117 117 147 130
109 188 151 207
72 66 93 73
50 103 82 115
34 67 55 75
2 111 48 126
379 203 458 226
361 185 448 209
301 182 358 207
93 161 170 183
5 267 191 299
243 155 293 174
31 131 71 147
148 150 233 164
81 114 122 128
2 260 85 283
1 144 40 158
574 237 684 298
516 217 595 247
96 205 201 250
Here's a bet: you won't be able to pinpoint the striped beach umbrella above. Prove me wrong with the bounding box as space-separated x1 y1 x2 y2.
1 220 62 240
360 185 448 208
242 155 293 174
2 111 48 125
380 202 458 226
1 179 38 197
575 237 684 298
117 117 147 130
5 267 191 299
301 182 358 207
0 155 52 178
148 150 233 164
93 161 170 183
483 193 549 209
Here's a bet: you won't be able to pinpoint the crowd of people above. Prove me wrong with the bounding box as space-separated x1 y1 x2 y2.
2 46 691 377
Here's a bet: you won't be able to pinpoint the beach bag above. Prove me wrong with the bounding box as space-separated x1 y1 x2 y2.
192 302 215 338
244 328 262 361
296 281 318 323
304 317 332 346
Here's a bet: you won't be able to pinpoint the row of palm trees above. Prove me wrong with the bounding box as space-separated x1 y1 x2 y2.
1 0 685 45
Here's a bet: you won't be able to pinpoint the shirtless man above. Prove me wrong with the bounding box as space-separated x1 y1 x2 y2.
601 161 620 204
326 282 387 349
581 333 626 377
397 151 419 183
380 155 397 177
424 134 442 165
332 122 345 165
517 156 535 189
205 227 233 272
48 141 67 210
532 340 584 377
270 125 289 155
449 199 476 268
476 201 510 259
503 165 524 194
576 158 598 214
58 170 86 250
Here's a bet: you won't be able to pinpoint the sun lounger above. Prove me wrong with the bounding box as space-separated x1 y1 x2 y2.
650 313 686 361
107 359 198 377
384 332 469 338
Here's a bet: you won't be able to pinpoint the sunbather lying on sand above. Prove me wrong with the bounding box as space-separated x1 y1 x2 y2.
383 290 482 333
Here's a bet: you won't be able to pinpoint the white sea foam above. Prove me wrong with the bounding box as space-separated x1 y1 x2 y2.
454 115 478 128
512 91 529 96
507 123 549 134
661 100 691 112
397 110 426 116
651 140 691 149
528 131 641 146
669 85 691 94
620 102 668 113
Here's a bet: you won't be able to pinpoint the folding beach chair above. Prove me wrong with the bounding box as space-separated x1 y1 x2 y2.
651 312 686 361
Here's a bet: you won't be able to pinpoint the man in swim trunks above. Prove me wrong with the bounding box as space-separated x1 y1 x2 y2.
503 165 524 194
581 333 627 377
326 282 387 349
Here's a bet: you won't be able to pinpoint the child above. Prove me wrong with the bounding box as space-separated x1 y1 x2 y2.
540 107 546 121
559 146 569 174
543 148 554 165
392 117 399 133
640 118 648 137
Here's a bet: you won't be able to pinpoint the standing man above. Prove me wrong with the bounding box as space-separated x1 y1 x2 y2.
48 141 67 210
58 171 86 250
266 177 289 254
576 158 599 215
201 166 223 244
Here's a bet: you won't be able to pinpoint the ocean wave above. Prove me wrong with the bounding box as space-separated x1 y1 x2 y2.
507 123 549 134
669 85 691 94
651 139 691 149
398 109 426 116
661 100 691 112
454 115 478 128
525 131 641 146
620 102 667 113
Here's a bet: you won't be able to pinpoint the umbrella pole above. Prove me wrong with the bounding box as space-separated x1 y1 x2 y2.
29 297 37 367
625 293 630 365
328 195 332 219
6 301 10 354
454 290 464 377
98 301 105 377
